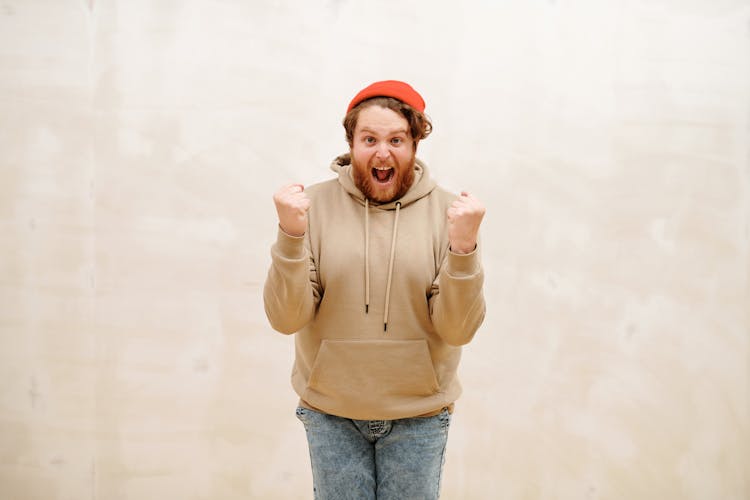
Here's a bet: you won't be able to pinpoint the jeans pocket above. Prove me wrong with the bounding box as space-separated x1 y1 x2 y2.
295 406 310 425
438 407 451 430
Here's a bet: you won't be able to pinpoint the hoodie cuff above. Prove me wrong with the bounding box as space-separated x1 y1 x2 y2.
446 246 481 277
274 226 306 259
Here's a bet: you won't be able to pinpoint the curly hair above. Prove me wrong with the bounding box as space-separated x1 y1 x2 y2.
343 97 432 149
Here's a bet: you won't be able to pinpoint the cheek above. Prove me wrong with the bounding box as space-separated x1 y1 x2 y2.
351 150 372 179
351 146 370 166
395 150 414 168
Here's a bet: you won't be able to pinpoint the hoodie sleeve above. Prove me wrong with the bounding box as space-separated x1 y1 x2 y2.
263 227 321 334
428 246 486 346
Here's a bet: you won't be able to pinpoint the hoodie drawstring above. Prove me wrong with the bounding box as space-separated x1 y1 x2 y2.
383 202 401 331
364 198 370 314
363 200 400 332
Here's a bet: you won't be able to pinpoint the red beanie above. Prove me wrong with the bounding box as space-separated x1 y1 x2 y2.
347 80 426 113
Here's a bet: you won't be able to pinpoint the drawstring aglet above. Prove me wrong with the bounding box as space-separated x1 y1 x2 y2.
384 323 387 332
366 305 369 314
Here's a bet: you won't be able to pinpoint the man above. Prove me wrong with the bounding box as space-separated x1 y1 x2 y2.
263 80 486 499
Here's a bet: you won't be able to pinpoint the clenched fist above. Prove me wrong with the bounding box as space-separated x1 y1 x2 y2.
273 184 311 237
447 191 485 254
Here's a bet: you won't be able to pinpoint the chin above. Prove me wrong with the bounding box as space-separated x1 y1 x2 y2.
366 177 405 203
370 189 397 203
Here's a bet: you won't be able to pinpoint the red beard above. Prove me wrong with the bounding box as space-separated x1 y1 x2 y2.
351 155 416 204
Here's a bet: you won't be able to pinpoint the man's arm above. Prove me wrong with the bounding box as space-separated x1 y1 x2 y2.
429 191 486 345
263 228 320 334
428 247 485 346
263 184 319 334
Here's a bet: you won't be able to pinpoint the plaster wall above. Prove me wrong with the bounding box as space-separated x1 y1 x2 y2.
0 1 748 499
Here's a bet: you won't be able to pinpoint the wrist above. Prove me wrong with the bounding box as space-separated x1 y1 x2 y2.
449 241 476 254
279 223 305 238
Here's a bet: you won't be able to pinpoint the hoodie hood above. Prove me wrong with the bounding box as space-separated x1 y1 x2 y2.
330 153 437 209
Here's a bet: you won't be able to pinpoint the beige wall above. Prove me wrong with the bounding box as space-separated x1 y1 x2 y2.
1 1 748 499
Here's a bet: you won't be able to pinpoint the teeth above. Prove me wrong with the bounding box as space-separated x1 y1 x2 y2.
374 166 392 170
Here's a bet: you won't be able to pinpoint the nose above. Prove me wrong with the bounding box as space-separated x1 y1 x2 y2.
375 142 390 159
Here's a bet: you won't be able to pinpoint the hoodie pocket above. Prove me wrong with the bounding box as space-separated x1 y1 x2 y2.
304 339 440 418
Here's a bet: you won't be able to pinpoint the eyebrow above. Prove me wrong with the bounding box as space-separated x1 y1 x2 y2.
359 127 409 136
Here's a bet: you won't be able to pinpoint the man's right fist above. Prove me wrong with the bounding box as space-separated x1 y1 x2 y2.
273 184 311 237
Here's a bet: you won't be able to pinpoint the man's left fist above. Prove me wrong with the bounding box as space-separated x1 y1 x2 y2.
447 191 485 254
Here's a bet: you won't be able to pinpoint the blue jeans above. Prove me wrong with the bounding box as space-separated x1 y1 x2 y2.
295 406 451 500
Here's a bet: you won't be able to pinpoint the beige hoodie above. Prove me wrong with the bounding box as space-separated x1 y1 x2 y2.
263 154 485 420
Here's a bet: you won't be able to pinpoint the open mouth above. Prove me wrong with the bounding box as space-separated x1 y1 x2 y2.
372 166 395 184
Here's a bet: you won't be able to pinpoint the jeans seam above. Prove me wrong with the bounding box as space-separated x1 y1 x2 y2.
296 407 319 499
436 436 448 498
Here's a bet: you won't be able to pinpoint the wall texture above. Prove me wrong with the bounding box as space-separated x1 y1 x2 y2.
1 1 748 499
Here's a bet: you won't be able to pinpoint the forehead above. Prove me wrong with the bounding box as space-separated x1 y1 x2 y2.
354 105 409 135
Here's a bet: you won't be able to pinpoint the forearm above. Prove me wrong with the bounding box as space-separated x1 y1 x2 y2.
263 228 316 334
430 248 486 346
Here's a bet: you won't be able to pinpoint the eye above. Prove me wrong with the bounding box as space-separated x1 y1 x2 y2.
364 136 376 144
390 137 403 146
